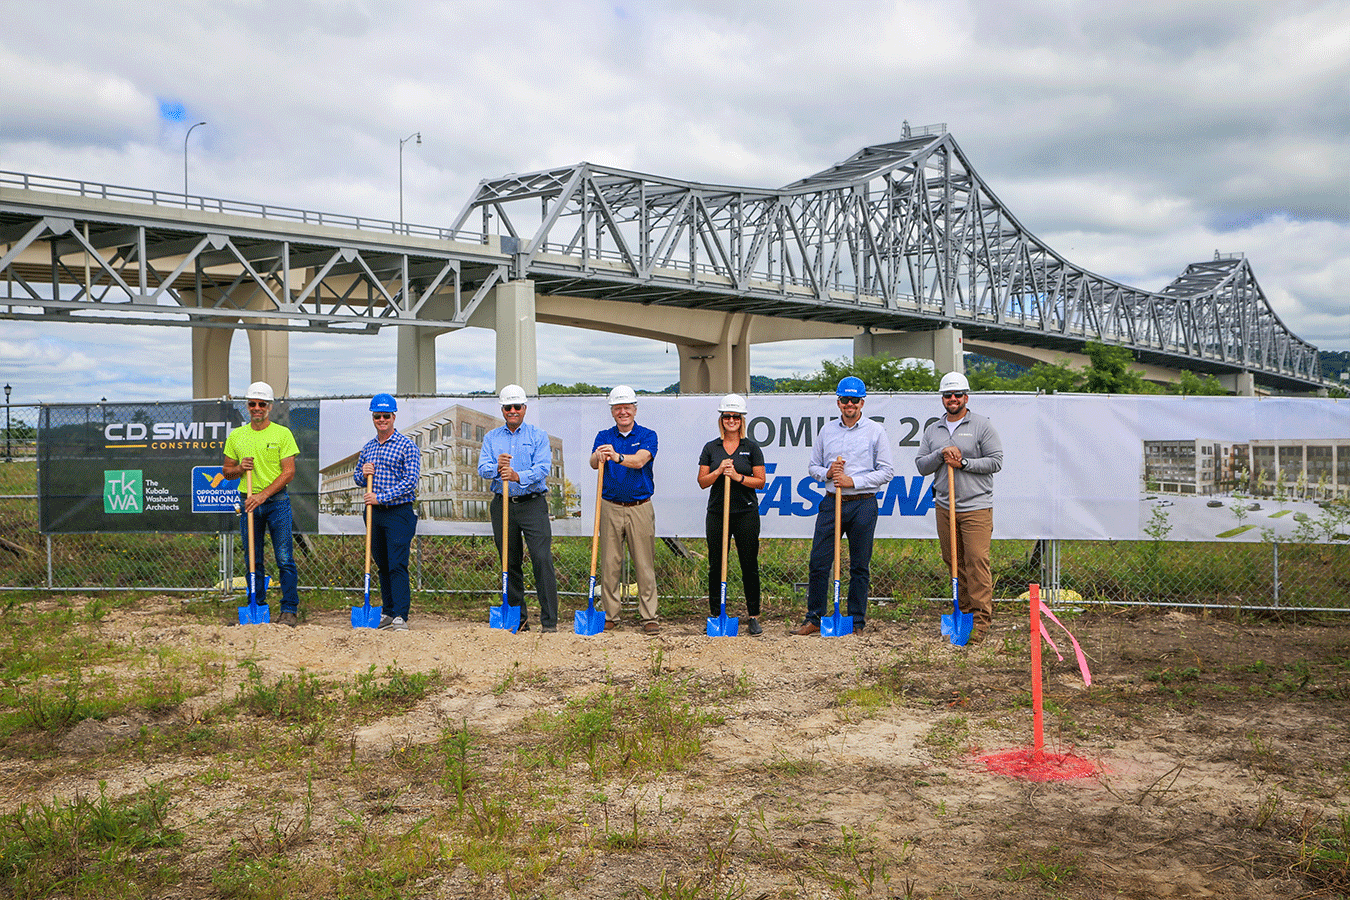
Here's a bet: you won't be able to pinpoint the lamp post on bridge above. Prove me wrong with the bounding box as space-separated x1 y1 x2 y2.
4 383 11 463
399 131 421 231
184 121 207 208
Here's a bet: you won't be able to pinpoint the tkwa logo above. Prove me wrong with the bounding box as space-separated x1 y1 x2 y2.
104 470 143 514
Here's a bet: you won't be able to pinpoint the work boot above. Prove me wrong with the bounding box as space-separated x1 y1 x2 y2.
277 611 298 629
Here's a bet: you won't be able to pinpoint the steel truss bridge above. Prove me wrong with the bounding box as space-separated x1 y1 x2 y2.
0 125 1326 391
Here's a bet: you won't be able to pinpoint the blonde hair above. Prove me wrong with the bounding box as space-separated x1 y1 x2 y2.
718 412 744 440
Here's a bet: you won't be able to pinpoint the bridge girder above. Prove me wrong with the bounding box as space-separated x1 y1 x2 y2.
452 127 1322 390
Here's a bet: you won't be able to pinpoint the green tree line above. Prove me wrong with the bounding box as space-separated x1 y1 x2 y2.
775 342 1232 395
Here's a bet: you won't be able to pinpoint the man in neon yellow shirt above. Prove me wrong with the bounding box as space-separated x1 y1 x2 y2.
222 381 301 626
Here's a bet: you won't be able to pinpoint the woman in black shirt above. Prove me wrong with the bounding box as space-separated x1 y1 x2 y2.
696 394 768 634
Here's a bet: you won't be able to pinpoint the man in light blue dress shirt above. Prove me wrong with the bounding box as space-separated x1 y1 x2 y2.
793 376 894 635
477 384 560 632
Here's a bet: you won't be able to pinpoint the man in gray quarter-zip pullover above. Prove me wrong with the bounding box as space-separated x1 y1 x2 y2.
915 372 1004 644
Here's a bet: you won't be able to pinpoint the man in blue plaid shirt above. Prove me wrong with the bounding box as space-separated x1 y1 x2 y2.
354 393 420 630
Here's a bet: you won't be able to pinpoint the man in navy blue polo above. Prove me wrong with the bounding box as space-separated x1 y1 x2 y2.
354 393 420 630
478 384 560 632
590 385 661 634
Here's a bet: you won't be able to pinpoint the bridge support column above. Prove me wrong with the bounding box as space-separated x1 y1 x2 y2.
676 316 751 394
192 327 233 399
493 280 538 394
1220 371 1256 396
854 326 964 375
244 325 290 398
397 325 439 395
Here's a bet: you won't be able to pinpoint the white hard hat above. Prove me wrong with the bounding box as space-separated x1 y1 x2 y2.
499 384 528 406
244 381 274 402
939 371 970 393
608 385 637 405
718 393 748 415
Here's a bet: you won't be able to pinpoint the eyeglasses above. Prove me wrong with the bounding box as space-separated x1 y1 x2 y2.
502 404 524 412
372 413 393 420
942 391 968 399
246 400 270 408
720 413 742 421
837 396 863 405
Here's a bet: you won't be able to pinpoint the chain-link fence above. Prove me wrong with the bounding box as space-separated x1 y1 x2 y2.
3 456 1347 613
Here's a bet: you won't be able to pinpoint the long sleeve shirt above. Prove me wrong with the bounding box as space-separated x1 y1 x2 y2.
808 417 894 498
477 422 554 496
353 430 420 505
915 409 1003 511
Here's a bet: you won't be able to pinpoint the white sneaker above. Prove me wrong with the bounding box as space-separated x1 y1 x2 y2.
377 614 395 629
389 616 408 631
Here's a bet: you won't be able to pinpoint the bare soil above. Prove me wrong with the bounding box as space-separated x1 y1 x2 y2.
4 597 1348 899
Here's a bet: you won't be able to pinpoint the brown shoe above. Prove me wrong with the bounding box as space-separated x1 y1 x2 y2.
968 623 990 645
277 611 298 629
642 621 660 635
603 619 617 632
791 622 819 636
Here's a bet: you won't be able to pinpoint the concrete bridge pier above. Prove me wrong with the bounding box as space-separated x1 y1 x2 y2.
190 286 291 399
854 326 964 376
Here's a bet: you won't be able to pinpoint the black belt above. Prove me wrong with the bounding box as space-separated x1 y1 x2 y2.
607 497 651 507
508 493 545 503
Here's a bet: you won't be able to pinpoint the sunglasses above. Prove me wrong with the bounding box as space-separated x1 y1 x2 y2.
246 400 270 408
942 391 968 399
720 413 742 420
372 412 393 420
502 404 524 412
837 396 863 405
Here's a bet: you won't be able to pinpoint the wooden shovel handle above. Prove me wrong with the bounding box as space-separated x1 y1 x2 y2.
501 477 510 575
589 464 604 580
720 474 732 585
948 463 958 580
364 501 373 577
245 469 255 575
832 456 843 585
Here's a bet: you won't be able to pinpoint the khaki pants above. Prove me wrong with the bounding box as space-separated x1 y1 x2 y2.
936 505 994 628
599 499 659 624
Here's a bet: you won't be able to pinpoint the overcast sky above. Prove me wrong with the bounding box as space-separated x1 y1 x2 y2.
2 0 1347 408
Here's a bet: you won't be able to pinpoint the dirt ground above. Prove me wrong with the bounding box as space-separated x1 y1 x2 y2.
4 596 1349 899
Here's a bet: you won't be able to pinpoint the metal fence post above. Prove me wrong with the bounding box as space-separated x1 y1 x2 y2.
46 535 53 588
1272 542 1280 608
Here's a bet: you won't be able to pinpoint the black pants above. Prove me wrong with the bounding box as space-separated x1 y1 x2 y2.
489 492 559 629
706 507 761 617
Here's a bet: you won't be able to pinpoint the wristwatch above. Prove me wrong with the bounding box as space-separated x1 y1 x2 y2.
618 453 624 464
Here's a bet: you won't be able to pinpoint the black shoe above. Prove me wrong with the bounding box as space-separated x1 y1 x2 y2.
542 625 557 633
747 618 763 636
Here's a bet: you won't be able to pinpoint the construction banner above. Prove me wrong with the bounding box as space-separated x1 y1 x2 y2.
39 400 320 534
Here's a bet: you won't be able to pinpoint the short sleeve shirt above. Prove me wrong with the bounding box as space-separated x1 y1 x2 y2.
698 437 764 516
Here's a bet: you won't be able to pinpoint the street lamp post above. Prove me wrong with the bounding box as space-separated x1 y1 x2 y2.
184 121 207 208
4 384 11 463
399 131 421 230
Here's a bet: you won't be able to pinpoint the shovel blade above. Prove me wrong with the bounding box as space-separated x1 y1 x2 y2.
574 591 605 636
948 611 975 646
491 602 521 632
352 576 379 629
239 574 271 625
821 610 853 637
705 612 741 637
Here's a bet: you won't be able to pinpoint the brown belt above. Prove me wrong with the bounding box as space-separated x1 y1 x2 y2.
839 493 872 503
607 497 651 508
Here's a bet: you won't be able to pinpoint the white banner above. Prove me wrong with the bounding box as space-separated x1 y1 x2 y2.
318 394 1349 543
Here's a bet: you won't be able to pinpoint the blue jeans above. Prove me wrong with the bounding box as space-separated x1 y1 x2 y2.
371 503 417 621
239 491 300 614
806 493 878 626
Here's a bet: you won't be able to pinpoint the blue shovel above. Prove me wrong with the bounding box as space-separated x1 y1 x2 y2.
489 478 522 632
351 502 380 628
821 468 853 637
237 470 271 625
706 474 740 637
941 463 975 646
574 465 607 636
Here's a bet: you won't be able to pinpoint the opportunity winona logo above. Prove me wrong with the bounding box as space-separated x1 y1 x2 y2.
104 470 144 514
